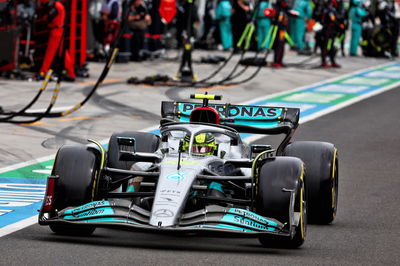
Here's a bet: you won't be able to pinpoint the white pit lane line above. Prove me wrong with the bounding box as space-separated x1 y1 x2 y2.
0 61 399 237
0 216 38 238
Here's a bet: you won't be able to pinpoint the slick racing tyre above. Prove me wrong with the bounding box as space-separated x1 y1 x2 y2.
50 145 101 235
256 157 307 248
362 26 392 57
284 141 338 224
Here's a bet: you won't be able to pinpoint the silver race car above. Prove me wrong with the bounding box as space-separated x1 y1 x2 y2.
39 94 338 248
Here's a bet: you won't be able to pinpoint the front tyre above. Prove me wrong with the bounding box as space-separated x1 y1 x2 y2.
49 145 101 235
256 157 307 248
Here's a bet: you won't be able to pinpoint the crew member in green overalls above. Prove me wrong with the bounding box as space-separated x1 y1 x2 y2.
291 0 312 51
216 0 233 50
257 0 271 50
349 0 367 56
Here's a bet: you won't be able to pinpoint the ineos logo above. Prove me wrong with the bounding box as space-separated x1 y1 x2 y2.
153 209 174 218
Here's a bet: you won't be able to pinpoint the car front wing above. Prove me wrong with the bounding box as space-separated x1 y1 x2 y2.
39 199 291 237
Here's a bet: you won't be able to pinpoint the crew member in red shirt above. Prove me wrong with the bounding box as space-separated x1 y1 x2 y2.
39 0 75 80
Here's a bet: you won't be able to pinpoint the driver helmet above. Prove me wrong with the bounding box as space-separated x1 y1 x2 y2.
183 133 217 155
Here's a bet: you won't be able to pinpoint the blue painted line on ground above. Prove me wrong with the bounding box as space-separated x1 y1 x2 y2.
0 177 46 227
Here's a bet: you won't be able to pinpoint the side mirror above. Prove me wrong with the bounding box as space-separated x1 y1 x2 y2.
117 137 136 153
251 144 273 154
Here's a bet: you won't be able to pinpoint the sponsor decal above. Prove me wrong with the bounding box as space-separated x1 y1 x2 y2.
153 209 174 218
158 190 181 205
160 197 173 202
63 207 114 220
166 171 187 181
226 106 280 119
221 214 275 231
229 208 278 226
180 103 224 115
179 103 282 119
189 224 256 232
63 200 110 215
42 195 53 210
72 209 105 218
156 196 178 206
160 189 181 195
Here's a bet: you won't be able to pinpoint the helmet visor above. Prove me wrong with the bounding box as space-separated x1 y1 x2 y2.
192 145 214 154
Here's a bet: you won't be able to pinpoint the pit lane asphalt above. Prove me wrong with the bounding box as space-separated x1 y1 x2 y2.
0 81 399 265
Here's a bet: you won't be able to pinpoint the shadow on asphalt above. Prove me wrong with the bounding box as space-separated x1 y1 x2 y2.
32 228 305 255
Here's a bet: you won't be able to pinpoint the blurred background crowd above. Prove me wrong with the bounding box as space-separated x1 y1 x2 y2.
0 0 399 81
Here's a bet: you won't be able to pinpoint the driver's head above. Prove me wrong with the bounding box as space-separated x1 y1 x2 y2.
183 133 217 155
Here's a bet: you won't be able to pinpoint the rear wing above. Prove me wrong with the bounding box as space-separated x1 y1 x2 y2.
161 101 300 135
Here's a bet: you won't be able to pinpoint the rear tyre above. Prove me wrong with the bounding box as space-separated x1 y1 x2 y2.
49 145 100 235
284 141 338 224
256 157 307 248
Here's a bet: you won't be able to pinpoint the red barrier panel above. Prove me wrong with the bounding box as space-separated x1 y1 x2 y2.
0 0 18 72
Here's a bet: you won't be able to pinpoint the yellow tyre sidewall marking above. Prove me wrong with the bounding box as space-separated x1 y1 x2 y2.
88 139 106 201
331 149 338 218
300 164 305 240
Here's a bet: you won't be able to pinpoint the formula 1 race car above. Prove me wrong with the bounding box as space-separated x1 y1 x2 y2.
39 94 338 248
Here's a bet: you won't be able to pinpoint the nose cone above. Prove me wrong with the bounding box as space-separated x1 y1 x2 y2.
149 155 216 227
149 162 197 227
